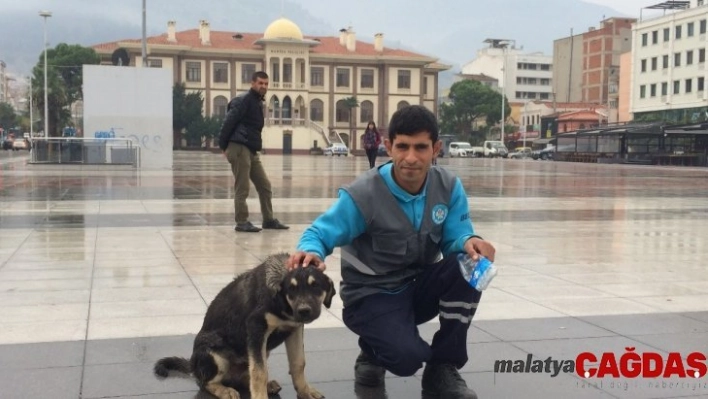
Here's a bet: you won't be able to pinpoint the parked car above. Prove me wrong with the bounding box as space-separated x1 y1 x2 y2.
509 147 532 159
483 141 509 158
323 142 349 156
448 142 475 157
12 139 29 151
2 138 12 151
532 145 555 160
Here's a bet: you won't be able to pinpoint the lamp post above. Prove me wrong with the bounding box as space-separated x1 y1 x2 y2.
142 0 148 67
29 77 33 136
39 10 51 138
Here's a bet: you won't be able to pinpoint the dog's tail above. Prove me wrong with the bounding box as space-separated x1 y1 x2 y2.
154 356 191 378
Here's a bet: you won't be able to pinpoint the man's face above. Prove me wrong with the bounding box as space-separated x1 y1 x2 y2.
385 131 442 193
251 77 268 96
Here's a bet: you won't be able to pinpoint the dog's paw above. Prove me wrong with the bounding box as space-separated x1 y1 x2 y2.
213 386 240 399
267 379 282 394
296 385 324 399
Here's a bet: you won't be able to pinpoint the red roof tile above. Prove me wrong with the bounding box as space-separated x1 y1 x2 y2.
92 29 433 60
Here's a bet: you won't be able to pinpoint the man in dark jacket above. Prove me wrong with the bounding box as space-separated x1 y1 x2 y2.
218 71 289 232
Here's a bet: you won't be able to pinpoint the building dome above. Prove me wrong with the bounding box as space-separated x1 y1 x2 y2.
263 18 303 41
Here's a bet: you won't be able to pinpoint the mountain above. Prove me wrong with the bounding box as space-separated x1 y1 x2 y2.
1 0 624 89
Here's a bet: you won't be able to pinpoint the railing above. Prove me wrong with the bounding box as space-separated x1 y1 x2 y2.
29 137 140 167
307 121 331 147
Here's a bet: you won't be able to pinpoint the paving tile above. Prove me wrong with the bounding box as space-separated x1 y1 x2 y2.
0 366 82 399
0 341 85 370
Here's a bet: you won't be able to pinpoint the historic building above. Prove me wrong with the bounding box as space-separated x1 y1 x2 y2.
92 18 448 154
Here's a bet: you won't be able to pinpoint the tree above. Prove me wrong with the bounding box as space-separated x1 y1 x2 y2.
439 80 510 139
0 103 17 131
185 115 223 148
31 43 100 136
173 83 204 149
342 96 358 148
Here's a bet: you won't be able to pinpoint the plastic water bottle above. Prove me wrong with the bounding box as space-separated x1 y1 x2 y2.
457 253 498 291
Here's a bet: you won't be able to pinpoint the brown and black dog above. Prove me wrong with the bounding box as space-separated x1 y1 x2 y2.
154 253 335 399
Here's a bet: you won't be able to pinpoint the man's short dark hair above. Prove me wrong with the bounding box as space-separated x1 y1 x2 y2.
252 71 269 81
387 105 439 143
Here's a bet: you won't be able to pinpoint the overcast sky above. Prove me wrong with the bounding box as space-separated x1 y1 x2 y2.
584 0 682 17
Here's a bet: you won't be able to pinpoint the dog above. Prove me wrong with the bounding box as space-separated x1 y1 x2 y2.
154 253 335 399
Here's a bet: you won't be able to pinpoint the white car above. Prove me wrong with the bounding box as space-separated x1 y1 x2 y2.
12 139 29 151
448 142 475 157
323 142 349 156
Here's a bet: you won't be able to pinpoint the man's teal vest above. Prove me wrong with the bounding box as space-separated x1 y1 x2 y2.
339 165 457 306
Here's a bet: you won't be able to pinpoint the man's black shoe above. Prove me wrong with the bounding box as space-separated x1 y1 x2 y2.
421 363 477 399
262 219 289 230
235 221 261 232
354 351 386 387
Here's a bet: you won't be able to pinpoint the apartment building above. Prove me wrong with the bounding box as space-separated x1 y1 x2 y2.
631 0 708 123
460 39 553 102
553 17 635 121
92 18 447 153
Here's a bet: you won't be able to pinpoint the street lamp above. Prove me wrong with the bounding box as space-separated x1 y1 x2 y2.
39 10 51 138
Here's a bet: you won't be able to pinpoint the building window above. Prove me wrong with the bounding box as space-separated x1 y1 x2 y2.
241 64 256 84
147 59 162 68
213 62 228 83
335 99 350 122
700 49 706 63
423 76 429 95
652 30 659 44
642 33 648 46
675 52 681 67
311 67 324 87
664 28 670 42
650 84 657 97
640 85 646 98
213 96 228 118
651 57 658 71
361 69 374 88
701 20 707 34
186 61 201 82
336 68 350 87
688 22 695 37
271 62 280 82
397 70 411 89
541 78 551 85
663 55 669 69
662 82 668 96
687 50 694 65
283 63 292 83
540 64 551 71
686 78 693 93
360 100 374 123
540 93 550 100
699 77 705 91
309 99 324 121
641 59 647 73
674 80 680 94
676 25 682 39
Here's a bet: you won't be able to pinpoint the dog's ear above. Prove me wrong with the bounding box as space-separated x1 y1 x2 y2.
323 275 336 309
265 266 285 297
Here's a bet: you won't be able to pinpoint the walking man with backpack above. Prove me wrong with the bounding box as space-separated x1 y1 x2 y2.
362 121 382 169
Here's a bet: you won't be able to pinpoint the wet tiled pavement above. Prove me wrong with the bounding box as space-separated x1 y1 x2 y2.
1 151 707 398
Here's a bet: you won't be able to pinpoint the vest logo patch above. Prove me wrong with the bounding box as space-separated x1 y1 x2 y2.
432 204 448 225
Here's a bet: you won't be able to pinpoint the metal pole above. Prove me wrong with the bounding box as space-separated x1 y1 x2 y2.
142 0 148 67
29 77 33 136
501 46 506 142
39 11 51 138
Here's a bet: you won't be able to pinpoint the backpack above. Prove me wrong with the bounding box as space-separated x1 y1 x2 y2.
363 130 378 150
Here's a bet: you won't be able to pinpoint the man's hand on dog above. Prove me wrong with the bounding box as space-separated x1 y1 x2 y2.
464 237 496 262
287 251 326 271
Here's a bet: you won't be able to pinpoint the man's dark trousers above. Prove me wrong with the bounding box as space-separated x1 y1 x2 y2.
342 255 482 376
